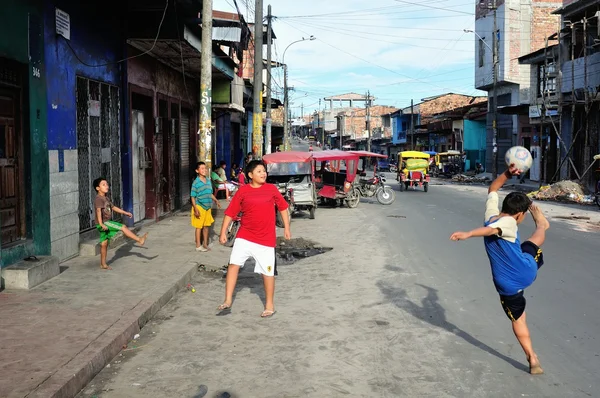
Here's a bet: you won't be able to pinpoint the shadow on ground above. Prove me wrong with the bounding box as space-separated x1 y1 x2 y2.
377 265 528 372
109 243 159 265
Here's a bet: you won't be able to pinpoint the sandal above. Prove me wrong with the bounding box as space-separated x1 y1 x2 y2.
261 309 276 318
217 303 231 311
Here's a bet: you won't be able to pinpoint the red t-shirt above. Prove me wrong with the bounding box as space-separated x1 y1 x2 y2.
225 183 289 247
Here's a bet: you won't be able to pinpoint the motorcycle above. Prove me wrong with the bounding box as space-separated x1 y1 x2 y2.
356 173 396 205
275 183 294 228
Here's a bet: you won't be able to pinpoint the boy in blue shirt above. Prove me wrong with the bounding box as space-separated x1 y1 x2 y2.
450 165 550 374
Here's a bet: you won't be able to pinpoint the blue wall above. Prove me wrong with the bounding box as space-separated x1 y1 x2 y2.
464 120 486 151
44 1 123 150
392 114 420 144
215 112 232 170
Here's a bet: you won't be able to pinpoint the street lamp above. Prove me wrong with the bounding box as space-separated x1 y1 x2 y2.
283 35 315 151
465 23 499 178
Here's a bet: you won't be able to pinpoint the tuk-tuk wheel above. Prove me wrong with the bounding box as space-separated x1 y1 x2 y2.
309 206 315 219
399 181 405 191
424 182 429 192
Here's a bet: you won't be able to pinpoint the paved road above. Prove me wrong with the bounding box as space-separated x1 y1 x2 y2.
79 177 600 398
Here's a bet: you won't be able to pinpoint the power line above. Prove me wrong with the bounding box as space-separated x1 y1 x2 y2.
63 0 169 67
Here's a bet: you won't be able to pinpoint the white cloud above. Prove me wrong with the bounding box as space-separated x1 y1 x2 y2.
213 0 480 108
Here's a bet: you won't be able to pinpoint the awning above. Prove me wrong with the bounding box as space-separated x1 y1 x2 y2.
263 151 313 164
498 104 529 115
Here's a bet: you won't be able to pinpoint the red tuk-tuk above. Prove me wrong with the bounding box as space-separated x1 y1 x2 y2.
312 150 361 208
263 151 317 221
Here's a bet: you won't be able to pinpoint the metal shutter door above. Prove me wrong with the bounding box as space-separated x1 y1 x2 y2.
180 114 191 206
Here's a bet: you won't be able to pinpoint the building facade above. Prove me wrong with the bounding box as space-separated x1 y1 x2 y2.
0 0 51 268
474 0 561 174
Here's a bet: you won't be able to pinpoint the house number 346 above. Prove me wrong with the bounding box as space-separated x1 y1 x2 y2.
32 67 41 78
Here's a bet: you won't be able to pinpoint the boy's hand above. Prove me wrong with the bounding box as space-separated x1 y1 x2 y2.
450 231 471 241
124 211 133 218
100 224 109 231
507 163 522 176
219 232 227 245
216 201 222 209
284 227 292 240
194 208 200 218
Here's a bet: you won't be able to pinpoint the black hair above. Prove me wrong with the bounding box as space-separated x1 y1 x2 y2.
93 177 106 191
219 160 227 166
195 161 205 169
501 192 532 215
245 159 266 179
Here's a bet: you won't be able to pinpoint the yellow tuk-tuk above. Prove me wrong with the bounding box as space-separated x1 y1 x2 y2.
437 150 462 176
397 151 431 192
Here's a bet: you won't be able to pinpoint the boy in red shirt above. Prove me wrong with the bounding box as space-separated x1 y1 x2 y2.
218 160 291 317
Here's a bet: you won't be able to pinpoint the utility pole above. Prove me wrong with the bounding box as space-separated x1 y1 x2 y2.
265 4 273 154
410 99 414 150
491 0 499 178
319 98 323 145
366 91 371 152
252 0 264 157
199 0 213 168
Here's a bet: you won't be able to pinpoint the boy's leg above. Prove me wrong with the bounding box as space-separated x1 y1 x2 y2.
202 226 210 249
100 240 111 270
219 264 240 309
262 275 275 316
121 225 148 246
195 228 201 248
512 312 543 374
527 205 550 247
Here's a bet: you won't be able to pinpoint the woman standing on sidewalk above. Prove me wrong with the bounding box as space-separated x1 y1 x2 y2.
218 160 291 318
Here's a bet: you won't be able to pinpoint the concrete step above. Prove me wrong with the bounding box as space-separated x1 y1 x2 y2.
3 256 60 289
79 225 142 256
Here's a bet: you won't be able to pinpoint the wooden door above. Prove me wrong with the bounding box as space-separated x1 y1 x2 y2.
0 87 24 246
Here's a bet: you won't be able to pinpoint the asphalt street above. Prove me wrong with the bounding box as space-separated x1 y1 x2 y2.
79 163 600 398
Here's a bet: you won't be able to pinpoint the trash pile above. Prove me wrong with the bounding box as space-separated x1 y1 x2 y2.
527 180 596 204
451 174 491 183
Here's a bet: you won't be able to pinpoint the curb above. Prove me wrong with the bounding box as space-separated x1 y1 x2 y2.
28 260 201 398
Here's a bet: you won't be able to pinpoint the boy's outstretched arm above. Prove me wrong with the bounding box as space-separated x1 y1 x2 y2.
450 226 500 241
488 164 521 194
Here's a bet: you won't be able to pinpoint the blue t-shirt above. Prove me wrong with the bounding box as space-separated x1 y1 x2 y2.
190 176 213 210
483 192 538 296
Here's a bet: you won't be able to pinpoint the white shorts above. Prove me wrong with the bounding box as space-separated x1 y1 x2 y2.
229 238 275 276
218 183 237 191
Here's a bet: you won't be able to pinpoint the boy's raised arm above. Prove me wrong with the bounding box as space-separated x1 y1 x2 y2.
450 226 500 241
489 164 521 194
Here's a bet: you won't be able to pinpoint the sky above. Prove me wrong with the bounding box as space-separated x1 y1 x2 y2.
213 0 486 116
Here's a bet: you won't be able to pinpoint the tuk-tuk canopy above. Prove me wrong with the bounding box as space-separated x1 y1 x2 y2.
262 151 313 164
311 150 360 161
439 150 462 156
348 150 387 158
399 151 430 159
423 151 437 156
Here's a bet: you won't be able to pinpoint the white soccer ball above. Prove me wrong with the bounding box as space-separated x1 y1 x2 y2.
505 146 533 172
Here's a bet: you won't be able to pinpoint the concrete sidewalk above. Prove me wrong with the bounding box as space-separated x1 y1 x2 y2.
0 205 229 398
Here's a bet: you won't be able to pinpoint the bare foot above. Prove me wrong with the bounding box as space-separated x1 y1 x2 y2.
528 354 544 375
529 205 550 230
100 264 112 270
138 232 148 246
203 245 211 251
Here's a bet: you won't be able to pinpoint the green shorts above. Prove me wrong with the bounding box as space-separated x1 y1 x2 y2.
97 220 124 243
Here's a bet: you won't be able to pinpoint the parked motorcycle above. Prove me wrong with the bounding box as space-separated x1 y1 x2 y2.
356 174 396 205
275 183 294 228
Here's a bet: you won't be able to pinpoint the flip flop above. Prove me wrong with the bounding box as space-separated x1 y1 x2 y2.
261 309 276 318
217 303 231 311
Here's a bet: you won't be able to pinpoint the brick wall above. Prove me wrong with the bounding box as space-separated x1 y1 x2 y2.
344 106 398 138
531 6 560 52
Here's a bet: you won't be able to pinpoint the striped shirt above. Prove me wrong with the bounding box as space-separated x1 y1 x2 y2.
191 176 213 210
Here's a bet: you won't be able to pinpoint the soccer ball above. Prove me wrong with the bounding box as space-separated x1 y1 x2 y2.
505 146 533 172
